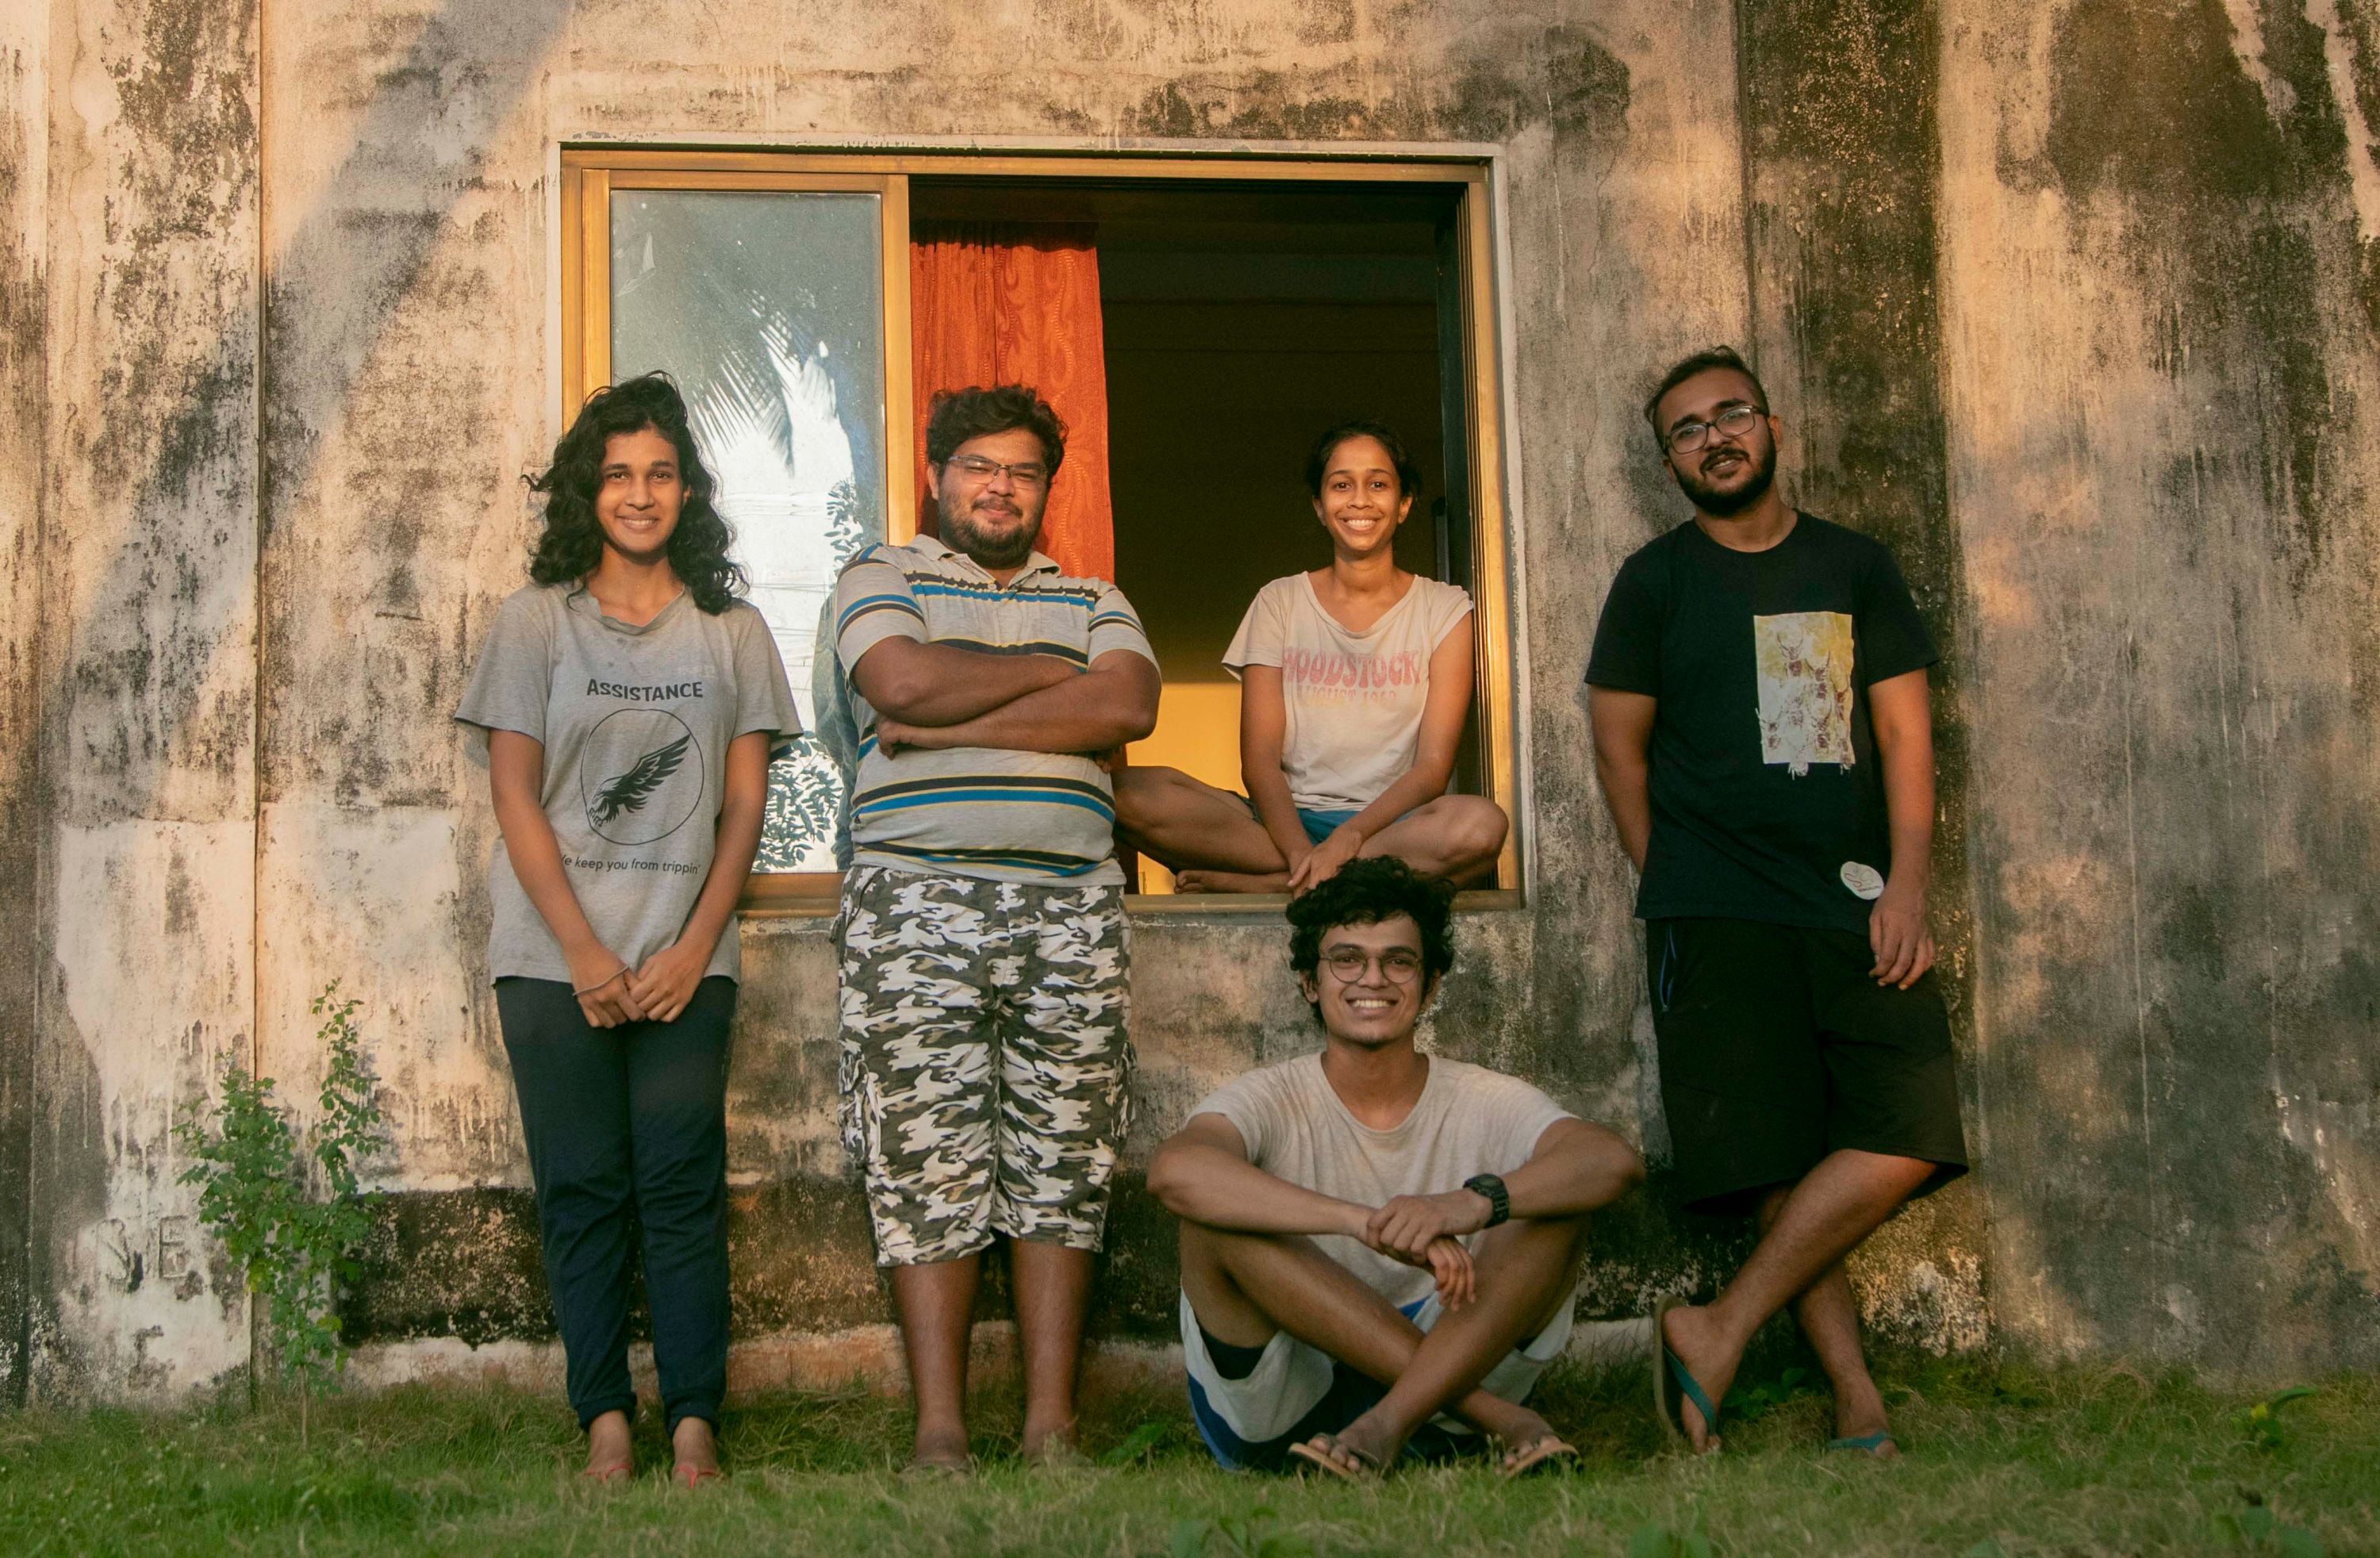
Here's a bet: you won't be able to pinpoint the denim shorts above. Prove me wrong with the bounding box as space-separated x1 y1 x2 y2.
1294 807 1364 845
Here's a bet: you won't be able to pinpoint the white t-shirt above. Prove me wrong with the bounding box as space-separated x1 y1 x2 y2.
1189 1053 1573 1310
1223 574 1474 812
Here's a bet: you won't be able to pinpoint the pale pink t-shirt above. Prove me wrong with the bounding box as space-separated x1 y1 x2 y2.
1223 573 1474 812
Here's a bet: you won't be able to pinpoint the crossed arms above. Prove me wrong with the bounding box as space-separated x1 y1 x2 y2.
1147 1111 1641 1307
855 634 1160 757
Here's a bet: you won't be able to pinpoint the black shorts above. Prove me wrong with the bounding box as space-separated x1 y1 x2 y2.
1647 917 1970 1214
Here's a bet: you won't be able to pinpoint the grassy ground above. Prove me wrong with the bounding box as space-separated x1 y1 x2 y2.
0 1360 2370 1556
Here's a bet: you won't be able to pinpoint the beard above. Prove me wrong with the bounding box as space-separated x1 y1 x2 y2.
1670 439 1776 517
942 497 1042 570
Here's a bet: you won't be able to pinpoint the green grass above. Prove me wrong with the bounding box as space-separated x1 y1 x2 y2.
0 1361 2370 1556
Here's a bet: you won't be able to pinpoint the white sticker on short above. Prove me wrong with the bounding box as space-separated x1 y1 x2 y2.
1840 862 1885 900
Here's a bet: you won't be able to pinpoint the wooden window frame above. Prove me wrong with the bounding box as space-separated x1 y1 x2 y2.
560 148 1522 916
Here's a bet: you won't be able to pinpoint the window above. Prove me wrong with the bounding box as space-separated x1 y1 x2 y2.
561 150 1518 911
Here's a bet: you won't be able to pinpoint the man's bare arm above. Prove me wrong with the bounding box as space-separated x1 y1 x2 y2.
1866 666 1937 988
849 635 1081 727
1148 1114 1374 1238
1365 1116 1645 1261
1587 686 1657 872
877 649 1159 757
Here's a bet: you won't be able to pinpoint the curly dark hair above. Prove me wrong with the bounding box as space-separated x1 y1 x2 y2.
1285 856 1457 1019
527 373 746 613
1303 420 1422 501
923 384 1068 476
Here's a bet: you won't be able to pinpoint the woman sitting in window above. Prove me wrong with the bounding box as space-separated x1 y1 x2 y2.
1115 422 1507 893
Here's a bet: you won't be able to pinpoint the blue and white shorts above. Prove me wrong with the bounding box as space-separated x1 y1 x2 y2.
1179 1287 1575 1471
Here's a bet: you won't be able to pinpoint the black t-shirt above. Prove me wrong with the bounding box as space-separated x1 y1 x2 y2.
1584 514 1937 934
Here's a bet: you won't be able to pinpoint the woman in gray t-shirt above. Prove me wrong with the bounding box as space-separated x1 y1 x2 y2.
455 374 798 1486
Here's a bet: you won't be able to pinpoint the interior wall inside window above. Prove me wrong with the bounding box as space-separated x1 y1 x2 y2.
908 181 1469 891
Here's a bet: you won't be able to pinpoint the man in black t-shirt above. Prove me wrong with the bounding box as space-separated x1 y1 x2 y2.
1586 346 1969 1459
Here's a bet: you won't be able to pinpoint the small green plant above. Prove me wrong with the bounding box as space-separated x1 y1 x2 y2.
1099 1419 1173 1467
1723 1364 1814 1426
2238 1386 2318 1452
1170 1507 1312 1558
2222 1489 2326 1556
176 982 389 1430
1629 1518 1718 1558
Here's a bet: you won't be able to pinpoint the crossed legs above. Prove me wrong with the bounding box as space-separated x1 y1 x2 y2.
1180 1215 1588 1471
1658 1148 1935 1453
1113 766 1507 892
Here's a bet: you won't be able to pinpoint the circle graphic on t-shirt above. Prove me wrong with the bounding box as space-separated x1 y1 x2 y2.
579 708 704 846
1839 861 1886 900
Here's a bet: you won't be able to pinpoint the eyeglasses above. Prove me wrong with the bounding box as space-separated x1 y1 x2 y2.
944 453 1050 489
1320 948 1425 984
1666 404 1768 454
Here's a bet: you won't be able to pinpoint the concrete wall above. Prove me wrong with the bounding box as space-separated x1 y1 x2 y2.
6 0 2374 1404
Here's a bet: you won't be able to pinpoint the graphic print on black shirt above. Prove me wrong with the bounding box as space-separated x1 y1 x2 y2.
1584 513 1936 935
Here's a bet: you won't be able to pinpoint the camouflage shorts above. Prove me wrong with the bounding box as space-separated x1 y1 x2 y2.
837 865 1135 1266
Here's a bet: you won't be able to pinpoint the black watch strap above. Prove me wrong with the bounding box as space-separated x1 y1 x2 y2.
1463 1172 1511 1229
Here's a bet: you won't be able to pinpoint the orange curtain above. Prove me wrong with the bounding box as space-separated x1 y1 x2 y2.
909 222 1115 581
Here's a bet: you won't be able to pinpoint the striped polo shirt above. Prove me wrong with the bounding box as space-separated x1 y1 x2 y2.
833 535 1156 885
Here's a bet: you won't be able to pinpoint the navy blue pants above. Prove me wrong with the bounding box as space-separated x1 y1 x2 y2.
496 975 735 1433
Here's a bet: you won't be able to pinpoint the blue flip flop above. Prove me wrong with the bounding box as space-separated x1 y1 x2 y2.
1826 1431 1898 1455
1652 1295 1722 1452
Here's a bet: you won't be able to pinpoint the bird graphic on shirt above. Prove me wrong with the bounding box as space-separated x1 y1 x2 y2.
589 732 692 826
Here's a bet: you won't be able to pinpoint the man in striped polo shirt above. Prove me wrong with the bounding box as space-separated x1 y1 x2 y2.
832 385 1161 1472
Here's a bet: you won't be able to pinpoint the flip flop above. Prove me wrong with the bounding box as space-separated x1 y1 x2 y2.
1653 1295 1723 1453
1286 1433 1384 1483
1498 1433 1580 1479
671 1462 727 1488
578 1463 634 1484
1825 1431 1898 1456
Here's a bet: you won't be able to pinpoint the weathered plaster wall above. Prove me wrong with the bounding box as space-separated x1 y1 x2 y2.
1940 0 2380 1372
14 0 2377 1402
22 0 261 1399
0 0 54 1410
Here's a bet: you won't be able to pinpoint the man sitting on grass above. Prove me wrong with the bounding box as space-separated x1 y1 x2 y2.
1148 858 1645 1477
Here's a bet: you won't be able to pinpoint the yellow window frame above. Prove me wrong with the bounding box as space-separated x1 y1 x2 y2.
559 148 1521 915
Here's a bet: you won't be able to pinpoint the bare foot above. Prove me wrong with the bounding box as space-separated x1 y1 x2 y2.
671 1416 724 1486
1322 1409 1404 1472
906 1422 973 1475
1173 869 1292 893
1022 1417 1088 1468
1658 1303 1739 1454
582 1409 634 1482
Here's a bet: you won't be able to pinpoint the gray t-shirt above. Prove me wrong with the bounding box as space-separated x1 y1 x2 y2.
1190 1053 1574 1310
455 583 800 984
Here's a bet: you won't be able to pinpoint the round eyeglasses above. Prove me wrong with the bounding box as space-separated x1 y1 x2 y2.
1666 404 1768 454
944 452 1050 489
1320 948 1424 984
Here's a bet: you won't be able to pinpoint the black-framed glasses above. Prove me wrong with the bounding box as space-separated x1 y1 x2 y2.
944 452 1050 489
1320 948 1424 984
1666 404 1768 454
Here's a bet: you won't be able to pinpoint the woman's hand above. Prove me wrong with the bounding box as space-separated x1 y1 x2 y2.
628 937 710 1024
1285 826 1365 895
567 943 644 1029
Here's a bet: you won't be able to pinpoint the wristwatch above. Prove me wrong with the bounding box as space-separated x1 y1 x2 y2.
1462 1172 1511 1229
